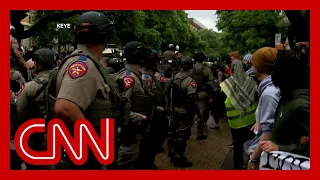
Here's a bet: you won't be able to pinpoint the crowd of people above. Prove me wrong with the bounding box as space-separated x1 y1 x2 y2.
10 11 310 170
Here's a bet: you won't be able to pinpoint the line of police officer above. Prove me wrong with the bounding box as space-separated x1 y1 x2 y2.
10 11 219 170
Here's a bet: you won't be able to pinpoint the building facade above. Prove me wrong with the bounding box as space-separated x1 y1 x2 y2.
20 11 35 50
188 18 207 31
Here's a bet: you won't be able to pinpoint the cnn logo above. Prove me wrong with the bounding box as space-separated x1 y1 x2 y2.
14 118 114 165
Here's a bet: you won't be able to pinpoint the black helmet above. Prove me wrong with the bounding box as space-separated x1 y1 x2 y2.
180 57 193 70
32 48 54 67
193 52 207 62
75 11 113 45
144 51 159 70
123 41 150 65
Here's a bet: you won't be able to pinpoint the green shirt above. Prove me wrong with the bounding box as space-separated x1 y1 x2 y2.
272 89 310 157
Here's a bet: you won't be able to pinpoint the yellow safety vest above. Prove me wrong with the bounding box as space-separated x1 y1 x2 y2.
224 98 257 129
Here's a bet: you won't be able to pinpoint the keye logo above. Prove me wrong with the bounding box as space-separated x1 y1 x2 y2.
56 23 71 29
14 118 114 165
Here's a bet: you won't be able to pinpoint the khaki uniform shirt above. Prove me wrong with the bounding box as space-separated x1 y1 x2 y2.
116 64 147 122
17 70 51 116
55 44 110 112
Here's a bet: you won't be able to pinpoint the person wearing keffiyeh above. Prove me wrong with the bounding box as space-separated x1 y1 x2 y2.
244 54 253 74
220 60 258 170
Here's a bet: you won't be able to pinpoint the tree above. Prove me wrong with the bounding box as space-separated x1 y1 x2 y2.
32 11 78 53
31 10 203 54
216 10 287 56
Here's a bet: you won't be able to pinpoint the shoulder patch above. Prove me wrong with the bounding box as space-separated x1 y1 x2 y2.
190 80 197 89
125 71 131 76
160 76 167 83
68 61 88 79
78 56 87 61
123 76 134 89
147 80 152 88
144 73 149 79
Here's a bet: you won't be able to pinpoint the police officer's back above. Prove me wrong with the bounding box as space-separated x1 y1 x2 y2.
16 48 55 170
191 53 213 140
115 41 149 169
168 57 197 167
53 11 121 170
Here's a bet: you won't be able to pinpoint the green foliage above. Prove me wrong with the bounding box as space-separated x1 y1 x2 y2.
215 10 288 56
32 10 78 52
32 10 204 54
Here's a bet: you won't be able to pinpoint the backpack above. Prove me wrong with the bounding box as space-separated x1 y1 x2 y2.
191 67 206 92
171 77 188 108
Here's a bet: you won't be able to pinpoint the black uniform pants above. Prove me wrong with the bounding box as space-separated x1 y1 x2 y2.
230 125 255 170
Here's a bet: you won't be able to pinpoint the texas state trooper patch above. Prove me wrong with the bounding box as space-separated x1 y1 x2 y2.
160 76 167 83
190 80 197 88
124 76 134 89
68 61 88 79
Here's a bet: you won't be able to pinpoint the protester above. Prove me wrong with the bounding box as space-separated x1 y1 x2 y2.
260 48 310 158
244 47 280 170
220 60 257 170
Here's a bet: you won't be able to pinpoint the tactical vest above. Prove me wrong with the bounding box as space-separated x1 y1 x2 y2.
191 67 208 92
47 50 122 129
171 76 188 108
28 73 51 121
224 97 257 129
143 73 165 107
10 37 19 68
118 68 149 115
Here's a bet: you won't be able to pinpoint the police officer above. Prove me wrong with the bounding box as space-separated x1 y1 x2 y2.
53 11 121 170
138 51 167 169
16 48 55 170
168 57 197 167
191 52 214 140
154 55 170 154
10 68 26 91
115 41 149 169
10 26 27 71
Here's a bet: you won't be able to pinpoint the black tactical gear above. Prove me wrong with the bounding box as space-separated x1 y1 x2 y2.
32 48 55 67
144 51 159 71
75 11 113 44
107 57 123 73
179 57 193 70
193 52 206 62
123 41 150 65
191 67 208 92
171 77 188 108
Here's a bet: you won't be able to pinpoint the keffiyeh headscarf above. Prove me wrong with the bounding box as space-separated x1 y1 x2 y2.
221 60 257 111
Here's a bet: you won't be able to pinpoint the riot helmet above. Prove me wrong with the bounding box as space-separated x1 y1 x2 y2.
32 48 54 70
108 57 123 73
75 11 113 45
144 51 159 71
180 57 193 71
193 52 207 62
123 41 150 66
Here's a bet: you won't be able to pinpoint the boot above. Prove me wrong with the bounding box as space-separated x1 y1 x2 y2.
171 137 193 168
196 132 207 140
173 157 193 168
167 131 176 158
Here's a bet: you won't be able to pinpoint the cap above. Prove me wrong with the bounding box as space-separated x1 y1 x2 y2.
228 51 240 59
252 47 278 73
